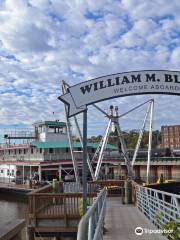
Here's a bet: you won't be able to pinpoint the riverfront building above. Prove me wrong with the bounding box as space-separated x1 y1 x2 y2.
161 124 180 149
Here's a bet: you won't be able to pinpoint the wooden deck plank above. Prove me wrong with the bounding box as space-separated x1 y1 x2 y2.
104 197 167 240
36 203 80 219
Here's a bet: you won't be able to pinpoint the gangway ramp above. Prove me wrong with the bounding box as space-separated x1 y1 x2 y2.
104 197 167 240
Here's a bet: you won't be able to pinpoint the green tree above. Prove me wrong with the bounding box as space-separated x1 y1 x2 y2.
88 129 161 149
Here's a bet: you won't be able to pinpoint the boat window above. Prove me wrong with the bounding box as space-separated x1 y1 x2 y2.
31 148 33 154
49 148 54 154
7 169 9 175
40 148 42 153
12 169 14 176
48 126 55 133
38 126 42 133
1 170 3 173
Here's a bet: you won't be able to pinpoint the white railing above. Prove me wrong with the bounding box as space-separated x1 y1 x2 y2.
77 188 107 240
136 185 180 230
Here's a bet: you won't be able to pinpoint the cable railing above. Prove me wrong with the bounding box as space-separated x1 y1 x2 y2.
77 187 107 240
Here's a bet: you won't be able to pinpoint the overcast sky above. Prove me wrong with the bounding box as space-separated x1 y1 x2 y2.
0 0 180 137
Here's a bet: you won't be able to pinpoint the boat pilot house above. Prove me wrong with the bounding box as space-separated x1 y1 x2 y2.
0 121 116 183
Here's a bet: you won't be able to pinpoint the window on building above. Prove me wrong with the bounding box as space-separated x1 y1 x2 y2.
7 169 9 176
1 170 3 173
8 150 10 155
49 148 54 154
14 149 16 155
40 148 42 154
24 149 26 154
12 169 14 176
19 149 21 154
31 148 33 154
66 148 69 153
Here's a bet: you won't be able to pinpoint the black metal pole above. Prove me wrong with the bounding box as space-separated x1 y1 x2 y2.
82 109 88 215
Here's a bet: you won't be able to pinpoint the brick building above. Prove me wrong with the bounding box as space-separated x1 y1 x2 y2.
161 125 180 149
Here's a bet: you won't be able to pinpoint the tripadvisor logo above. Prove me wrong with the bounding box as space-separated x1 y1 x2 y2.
135 227 143 235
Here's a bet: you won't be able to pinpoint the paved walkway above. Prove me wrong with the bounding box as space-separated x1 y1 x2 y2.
104 197 167 240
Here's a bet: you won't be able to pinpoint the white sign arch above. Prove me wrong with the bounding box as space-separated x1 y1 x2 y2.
59 70 180 117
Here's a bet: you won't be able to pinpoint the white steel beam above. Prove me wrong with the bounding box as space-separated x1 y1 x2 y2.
93 104 109 117
131 102 151 167
73 115 95 180
117 99 153 118
147 100 154 184
62 80 95 180
91 126 109 163
62 81 79 182
95 119 112 179
115 123 133 179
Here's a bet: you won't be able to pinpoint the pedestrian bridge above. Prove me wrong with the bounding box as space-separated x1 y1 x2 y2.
77 181 180 240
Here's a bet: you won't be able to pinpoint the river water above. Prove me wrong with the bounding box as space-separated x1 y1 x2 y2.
0 193 28 229
0 193 72 240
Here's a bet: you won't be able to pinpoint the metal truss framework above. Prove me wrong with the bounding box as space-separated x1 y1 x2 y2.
93 99 154 182
131 99 154 184
62 81 95 182
61 80 154 183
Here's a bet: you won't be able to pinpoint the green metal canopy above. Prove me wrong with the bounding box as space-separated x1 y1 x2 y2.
33 121 66 127
32 140 117 149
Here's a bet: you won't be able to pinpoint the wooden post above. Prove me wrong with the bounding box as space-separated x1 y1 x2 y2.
27 226 35 240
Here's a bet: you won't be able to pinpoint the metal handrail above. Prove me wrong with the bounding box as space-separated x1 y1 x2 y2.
77 188 107 240
136 185 180 229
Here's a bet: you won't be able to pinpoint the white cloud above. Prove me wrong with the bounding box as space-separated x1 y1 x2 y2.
0 0 180 135
171 46 180 66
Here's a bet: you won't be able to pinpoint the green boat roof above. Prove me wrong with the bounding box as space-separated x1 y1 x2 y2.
33 121 66 127
32 140 117 149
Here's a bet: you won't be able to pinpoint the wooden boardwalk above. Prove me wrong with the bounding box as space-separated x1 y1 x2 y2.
104 197 167 240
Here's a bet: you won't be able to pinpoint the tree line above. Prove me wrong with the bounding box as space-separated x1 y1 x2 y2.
88 130 161 149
